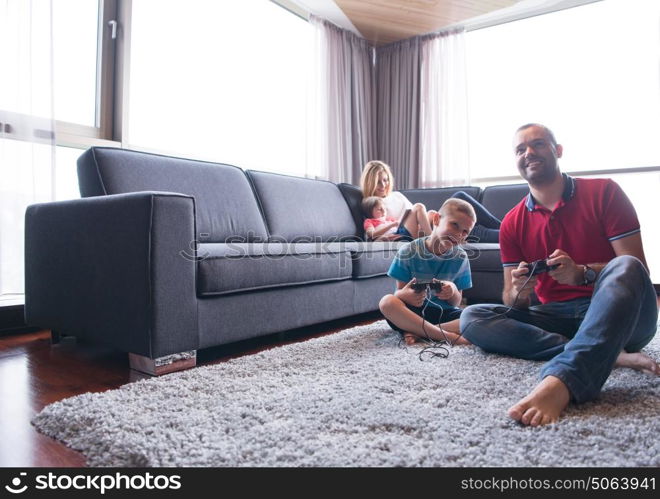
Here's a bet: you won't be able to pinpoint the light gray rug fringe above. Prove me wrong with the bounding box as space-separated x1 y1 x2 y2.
32 321 660 467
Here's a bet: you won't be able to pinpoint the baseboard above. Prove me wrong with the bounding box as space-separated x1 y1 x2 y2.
0 303 38 334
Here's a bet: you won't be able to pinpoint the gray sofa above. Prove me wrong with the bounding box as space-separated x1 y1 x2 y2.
25 147 528 374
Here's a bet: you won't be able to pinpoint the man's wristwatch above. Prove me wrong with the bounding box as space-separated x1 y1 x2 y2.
582 265 597 286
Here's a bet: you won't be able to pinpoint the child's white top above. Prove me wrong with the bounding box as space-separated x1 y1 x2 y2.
383 191 413 219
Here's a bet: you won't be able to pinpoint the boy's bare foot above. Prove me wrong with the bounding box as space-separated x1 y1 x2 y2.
437 328 471 346
615 351 660 375
403 333 418 345
508 375 570 427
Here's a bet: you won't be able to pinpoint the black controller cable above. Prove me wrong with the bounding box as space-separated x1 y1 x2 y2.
413 262 539 361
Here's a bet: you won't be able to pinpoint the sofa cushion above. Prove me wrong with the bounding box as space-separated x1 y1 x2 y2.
399 186 482 211
481 183 529 220
247 170 360 242
197 242 353 296
346 240 501 281
77 147 268 242
463 243 502 272
347 241 402 278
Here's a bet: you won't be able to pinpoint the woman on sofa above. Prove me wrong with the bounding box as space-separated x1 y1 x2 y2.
359 160 500 243
359 160 433 241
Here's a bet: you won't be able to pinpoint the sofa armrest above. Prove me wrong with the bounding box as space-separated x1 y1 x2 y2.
25 191 198 358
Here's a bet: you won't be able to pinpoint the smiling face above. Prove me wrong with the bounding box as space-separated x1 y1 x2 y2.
429 207 475 254
513 125 563 186
360 161 395 198
374 171 391 198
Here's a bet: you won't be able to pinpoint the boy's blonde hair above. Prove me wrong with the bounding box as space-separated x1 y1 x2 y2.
360 160 394 198
439 198 476 222
361 196 385 218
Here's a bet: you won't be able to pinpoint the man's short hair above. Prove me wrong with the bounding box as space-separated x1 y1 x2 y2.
515 123 558 147
440 198 476 222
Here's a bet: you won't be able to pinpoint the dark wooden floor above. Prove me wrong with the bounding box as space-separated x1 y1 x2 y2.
0 312 381 467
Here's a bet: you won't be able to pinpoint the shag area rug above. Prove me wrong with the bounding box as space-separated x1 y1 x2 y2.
32 321 659 467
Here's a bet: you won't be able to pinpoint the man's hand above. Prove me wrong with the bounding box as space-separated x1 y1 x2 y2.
396 278 426 307
511 261 538 302
547 249 582 286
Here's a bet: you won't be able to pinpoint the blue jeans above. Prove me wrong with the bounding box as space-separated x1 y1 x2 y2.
451 191 500 243
460 255 658 403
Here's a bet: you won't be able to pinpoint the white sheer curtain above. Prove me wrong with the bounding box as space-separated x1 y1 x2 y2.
309 15 376 183
419 29 470 187
0 0 55 298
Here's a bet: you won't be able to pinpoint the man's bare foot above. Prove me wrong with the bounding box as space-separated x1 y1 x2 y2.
508 375 570 427
615 351 660 375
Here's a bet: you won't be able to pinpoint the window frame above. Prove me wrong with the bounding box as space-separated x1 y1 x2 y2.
53 0 122 150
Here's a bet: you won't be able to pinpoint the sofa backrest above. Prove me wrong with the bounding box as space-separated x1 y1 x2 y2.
247 170 360 242
481 183 529 220
399 186 482 211
77 147 269 242
337 183 364 235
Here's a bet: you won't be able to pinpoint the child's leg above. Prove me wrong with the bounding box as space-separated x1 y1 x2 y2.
403 203 432 238
437 319 470 345
439 318 459 333
379 294 468 344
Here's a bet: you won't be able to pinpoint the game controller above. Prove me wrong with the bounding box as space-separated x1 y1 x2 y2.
411 279 443 291
523 259 559 276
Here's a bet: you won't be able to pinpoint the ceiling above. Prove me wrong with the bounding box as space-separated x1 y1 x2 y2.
335 0 518 45
296 0 520 46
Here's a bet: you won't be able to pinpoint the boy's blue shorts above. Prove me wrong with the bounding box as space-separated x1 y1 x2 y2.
386 303 463 334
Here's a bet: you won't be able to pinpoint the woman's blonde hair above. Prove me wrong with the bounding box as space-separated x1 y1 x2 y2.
359 160 394 198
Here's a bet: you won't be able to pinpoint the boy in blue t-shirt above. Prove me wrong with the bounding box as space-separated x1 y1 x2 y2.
379 198 476 345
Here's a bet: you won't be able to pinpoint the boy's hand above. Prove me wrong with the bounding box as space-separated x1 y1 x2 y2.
396 279 425 307
434 280 455 301
511 261 537 300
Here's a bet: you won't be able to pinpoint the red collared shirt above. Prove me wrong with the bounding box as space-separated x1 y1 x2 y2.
500 175 640 303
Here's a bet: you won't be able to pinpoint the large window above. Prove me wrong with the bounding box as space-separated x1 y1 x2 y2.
52 0 114 202
53 0 99 127
466 0 660 179
466 0 660 282
127 0 315 177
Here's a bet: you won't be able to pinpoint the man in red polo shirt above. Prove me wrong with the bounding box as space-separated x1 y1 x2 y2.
460 123 658 426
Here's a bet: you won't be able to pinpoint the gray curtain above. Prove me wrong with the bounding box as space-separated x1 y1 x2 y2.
311 15 376 184
375 38 421 190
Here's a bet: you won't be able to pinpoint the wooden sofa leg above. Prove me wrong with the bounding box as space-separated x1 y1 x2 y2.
128 351 197 376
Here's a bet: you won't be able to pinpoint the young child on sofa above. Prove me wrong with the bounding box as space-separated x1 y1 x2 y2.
378 198 476 346
362 196 423 242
